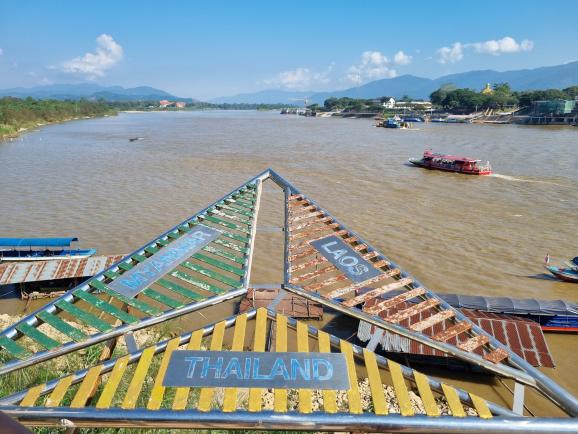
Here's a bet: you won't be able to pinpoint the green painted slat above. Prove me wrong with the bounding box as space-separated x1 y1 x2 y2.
37 311 87 342
181 261 242 288
217 203 253 218
142 288 184 309
224 198 253 212
234 198 255 208
219 229 250 244
203 215 249 234
132 254 148 263
145 245 159 254
213 238 249 254
55 300 112 333
89 280 161 316
157 279 205 301
104 270 121 279
73 291 139 324
212 209 251 225
0 336 31 359
203 245 245 264
118 262 133 272
15 322 60 350
156 238 170 246
171 270 226 295
167 232 181 240
192 253 245 277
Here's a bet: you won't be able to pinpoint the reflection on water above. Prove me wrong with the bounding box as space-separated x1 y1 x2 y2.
1 111 577 415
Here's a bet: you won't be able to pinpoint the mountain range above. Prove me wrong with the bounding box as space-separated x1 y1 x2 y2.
0 84 194 102
211 61 578 104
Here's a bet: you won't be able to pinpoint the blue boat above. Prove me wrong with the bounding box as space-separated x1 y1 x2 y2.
546 257 578 283
0 237 96 262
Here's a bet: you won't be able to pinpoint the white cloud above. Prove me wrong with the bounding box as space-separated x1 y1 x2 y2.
437 42 464 64
469 36 533 55
347 50 396 84
62 34 123 78
437 36 533 63
264 65 332 90
394 50 412 65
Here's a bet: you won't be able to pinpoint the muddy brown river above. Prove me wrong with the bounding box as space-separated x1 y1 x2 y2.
1 110 577 416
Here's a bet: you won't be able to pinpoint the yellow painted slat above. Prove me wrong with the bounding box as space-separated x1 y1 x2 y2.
198 321 226 412
297 320 312 414
96 355 130 409
46 376 74 407
273 314 288 413
442 383 466 417
172 330 204 410
147 337 182 410
363 349 387 415
20 384 44 407
413 371 440 417
340 340 362 414
223 314 248 412
318 331 337 414
121 346 156 409
248 308 268 412
70 365 104 408
388 360 414 416
470 393 492 419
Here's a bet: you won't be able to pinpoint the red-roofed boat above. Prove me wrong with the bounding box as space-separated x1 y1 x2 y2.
409 150 492 175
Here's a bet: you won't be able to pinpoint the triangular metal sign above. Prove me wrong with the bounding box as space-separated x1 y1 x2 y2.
2 308 545 432
0 175 263 375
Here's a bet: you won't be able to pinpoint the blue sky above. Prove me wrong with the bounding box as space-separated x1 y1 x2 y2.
1 0 577 99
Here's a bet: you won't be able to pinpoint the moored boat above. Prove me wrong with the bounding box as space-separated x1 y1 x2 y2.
409 150 492 175
0 237 96 262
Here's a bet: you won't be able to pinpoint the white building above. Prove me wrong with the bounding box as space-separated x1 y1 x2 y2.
382 97 396 109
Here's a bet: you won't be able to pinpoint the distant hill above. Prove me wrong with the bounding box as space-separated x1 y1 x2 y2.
213 61 578 104
0 84 195 102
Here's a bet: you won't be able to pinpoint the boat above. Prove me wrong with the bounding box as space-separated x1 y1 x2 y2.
409 150 492 175
546 256 578 283
402 116 424 122
0 237 96 262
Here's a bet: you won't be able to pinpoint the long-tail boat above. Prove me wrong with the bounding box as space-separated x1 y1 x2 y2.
0 237 96 262
409 150 492 175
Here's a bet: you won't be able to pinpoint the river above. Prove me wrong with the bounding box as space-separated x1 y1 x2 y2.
1 110 577 415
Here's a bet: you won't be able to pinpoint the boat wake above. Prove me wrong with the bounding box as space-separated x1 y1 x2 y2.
490 173 567 187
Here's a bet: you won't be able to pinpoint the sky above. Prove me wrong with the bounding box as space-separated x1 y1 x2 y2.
1 0 577 100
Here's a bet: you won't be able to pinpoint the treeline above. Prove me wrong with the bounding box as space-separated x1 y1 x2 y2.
0 97 115 138
108 100 289 111
430 84 578 111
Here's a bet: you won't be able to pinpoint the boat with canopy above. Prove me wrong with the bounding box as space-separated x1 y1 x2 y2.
0 237 96 262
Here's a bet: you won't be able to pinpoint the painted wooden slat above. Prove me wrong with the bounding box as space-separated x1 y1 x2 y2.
172 330 204 410
181 261 241 288
73 290 139 324
363 349 387 415
317 331 337 414
203 215 250 234
15 323 60 350
470 393 493 419
388 360 414 416
141 288 184 309
90 281 161 316
70 365 104 408
217 202 253 218
157 278 204 301
340 340 362 414
273 314 288 413
441 384 466 417
297 321 312 414
20 384 44 407
198 321 226 412
203 245 245 264
96 355 130 409
223 314 248 412
55 300 112 333
172 270 225 295
104 270 121 280
46 376 74 407
211 228 250 245
131 253 148 262
413 371 440 417
248 308 267 412
212 209 251 225
192 253 245 277
121 346 156 409
147 337 182 410
37 311 87 342
0 336 30 359
214 238 249 254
